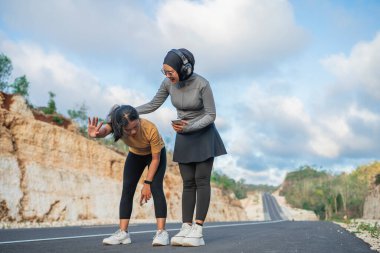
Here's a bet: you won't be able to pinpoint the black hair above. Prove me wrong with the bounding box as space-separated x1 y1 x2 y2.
109 105 139 142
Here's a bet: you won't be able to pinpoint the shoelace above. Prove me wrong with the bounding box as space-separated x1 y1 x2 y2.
114 229 125 238
190 225 197 233
188 224 202 236
182 224 192 232
153 230 166 239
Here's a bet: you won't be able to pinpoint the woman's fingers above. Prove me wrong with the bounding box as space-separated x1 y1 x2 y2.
88 117 100 127
96 121 103 131
172 124 183 132
140 195 149 206
140 196 144 206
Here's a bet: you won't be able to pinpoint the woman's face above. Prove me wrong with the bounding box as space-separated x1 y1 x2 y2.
162 64 179 84
123 119 140 137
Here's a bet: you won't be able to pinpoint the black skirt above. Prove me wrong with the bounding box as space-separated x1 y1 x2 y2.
173 123 227 163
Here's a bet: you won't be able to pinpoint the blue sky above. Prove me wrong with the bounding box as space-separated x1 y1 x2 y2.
1 0 379 185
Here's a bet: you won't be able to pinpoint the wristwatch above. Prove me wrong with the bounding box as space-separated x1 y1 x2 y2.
144 180 152 185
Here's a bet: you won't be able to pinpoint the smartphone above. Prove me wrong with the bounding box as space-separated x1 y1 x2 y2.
171 119 183 125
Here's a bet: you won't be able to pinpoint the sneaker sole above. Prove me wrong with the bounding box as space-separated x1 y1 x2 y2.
103 239 131 245
182 238 205 247
152 239 169 247
170 237 185 246
152 242 169 246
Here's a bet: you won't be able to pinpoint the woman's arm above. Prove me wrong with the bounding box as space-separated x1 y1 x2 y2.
182 82 216 133
136 82 169 115
146 152 160 182
140 152 160 205
87 117 112 138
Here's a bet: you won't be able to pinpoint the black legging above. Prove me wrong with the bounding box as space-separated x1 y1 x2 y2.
119 147 167 219
179 157 214 222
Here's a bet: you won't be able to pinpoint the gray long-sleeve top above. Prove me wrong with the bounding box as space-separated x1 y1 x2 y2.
136 73 216 133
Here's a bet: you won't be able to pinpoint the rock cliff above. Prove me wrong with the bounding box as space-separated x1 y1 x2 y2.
363 184 380 220
0 93 248 227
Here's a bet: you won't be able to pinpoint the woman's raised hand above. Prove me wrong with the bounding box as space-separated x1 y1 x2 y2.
87 117 104 138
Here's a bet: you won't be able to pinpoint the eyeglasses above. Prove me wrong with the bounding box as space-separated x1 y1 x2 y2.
161 69 175 77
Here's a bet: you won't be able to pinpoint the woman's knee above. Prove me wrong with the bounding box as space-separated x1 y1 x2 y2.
195 176 211 188
182 178 197 189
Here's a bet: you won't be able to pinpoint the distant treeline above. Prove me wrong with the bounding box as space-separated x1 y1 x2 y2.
211 171 277 199
280 162 380 220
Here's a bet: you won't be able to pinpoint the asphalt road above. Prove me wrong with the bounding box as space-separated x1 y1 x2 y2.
0 193 376 253
262 192 286 221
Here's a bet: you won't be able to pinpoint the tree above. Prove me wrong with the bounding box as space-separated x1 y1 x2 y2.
43 91 57 114
68 102 89 134
68 102 88 123
10 75 29 98
376 174 380 186
0 53 13 91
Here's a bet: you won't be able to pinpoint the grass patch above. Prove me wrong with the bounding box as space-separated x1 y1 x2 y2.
352 222 380 239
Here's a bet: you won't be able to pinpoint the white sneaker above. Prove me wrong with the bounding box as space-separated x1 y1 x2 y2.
182 223 205 247
102 229 131 245
170 223 192 246
152 230 169 246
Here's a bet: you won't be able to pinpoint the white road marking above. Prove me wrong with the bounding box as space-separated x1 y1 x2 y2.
0 220 286 245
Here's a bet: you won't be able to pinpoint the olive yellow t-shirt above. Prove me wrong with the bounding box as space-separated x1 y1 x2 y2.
121 118 165 155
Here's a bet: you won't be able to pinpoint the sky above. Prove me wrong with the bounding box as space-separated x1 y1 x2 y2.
0 0 379 185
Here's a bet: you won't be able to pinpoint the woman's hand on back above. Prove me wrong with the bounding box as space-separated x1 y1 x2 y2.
87 117 104 138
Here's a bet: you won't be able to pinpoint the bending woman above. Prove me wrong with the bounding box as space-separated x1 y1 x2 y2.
88 105 169 246
136 48 227 247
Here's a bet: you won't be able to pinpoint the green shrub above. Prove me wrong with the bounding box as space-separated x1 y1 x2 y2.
211 171 247 199
52 116 64 125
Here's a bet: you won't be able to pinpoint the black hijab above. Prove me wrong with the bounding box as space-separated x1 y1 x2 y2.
163 48 195 81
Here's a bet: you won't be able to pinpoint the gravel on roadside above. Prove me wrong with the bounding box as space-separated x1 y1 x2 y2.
336 219 380 252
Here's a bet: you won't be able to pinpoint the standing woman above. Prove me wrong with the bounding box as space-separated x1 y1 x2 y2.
136 48 227 247
88 105 169 246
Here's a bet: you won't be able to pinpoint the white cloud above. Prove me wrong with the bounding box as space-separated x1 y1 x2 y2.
157 0 307 75
237 84 313 157
316 32 380 157
222 78 380 173
214 154 287 186
0 36 176 136
347 104 380 123
308 128 340 158
321 32 380 99
0 0 307 77
226 30 380 166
